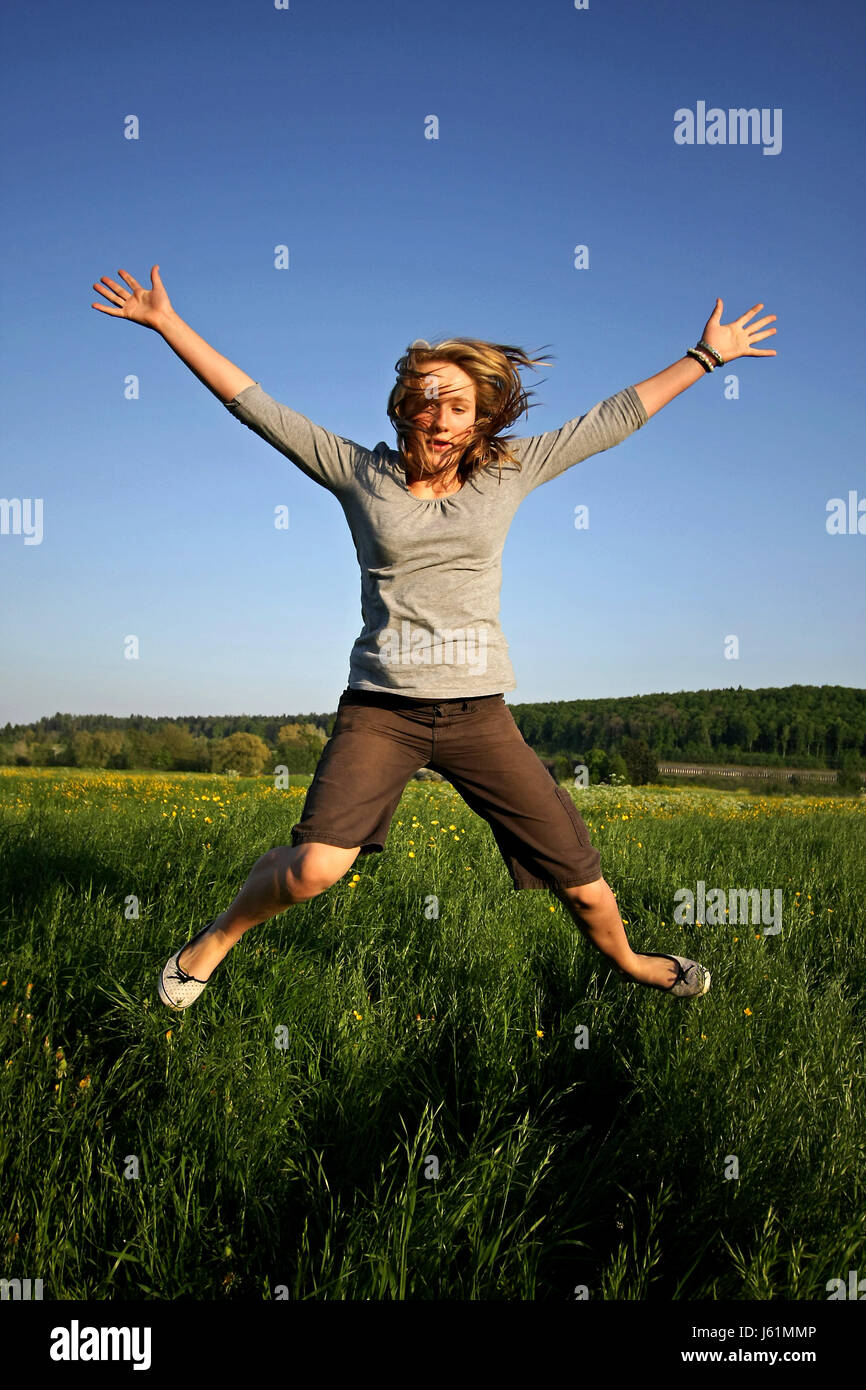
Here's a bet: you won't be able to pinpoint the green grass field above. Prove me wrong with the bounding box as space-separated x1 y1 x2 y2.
1 767 864 1300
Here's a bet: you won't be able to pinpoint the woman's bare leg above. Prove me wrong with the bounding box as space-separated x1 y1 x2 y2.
552 877 681 988
177 842 361 979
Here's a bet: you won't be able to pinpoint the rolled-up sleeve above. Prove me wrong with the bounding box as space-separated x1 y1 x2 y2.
224 382 363 494
510 384 648 494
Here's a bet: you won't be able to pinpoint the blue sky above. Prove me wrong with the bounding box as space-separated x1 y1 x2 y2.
1 0 864 724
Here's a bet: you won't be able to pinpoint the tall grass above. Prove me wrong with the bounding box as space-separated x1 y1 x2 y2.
1 769 864 1299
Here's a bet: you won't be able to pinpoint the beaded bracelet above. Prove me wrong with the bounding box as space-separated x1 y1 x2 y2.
686 346 715 373
697 338 725 366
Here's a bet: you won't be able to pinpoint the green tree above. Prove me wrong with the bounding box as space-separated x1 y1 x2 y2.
584 748 609 784
160 722 209 772
553 753 573 784
607 753 629 785
276 721 327 775
12 739 31 766
621 737 657 786
122 728 162 769
836 751 863 794
71 731 99 767
210 732 271 776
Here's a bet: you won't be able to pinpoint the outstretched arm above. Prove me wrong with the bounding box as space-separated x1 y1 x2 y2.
92 263 361 494
92 264 256 404
632 299 777 419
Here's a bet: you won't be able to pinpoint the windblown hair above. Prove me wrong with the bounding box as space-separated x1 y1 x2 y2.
386 337 553 485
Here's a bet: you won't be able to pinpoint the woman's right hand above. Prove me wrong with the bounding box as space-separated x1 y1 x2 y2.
91 264 174 331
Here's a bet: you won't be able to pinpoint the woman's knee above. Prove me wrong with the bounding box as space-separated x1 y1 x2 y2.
277 841 361 900
554 875 608 911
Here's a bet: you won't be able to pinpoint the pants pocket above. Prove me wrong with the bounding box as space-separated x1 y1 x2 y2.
553 784 593 848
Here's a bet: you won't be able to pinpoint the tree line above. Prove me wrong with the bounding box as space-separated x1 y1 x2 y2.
508 684 864 770
1 684 863 781
0 717 328 777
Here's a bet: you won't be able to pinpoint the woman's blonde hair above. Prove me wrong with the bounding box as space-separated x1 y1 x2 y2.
386 336 553 484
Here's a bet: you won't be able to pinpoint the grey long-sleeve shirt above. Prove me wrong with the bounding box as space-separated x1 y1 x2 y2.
224 381 649 697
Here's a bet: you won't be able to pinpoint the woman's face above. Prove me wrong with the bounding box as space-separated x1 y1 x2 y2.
410 360 477 464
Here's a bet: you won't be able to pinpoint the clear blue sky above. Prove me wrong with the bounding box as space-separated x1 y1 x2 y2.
1 0 864 724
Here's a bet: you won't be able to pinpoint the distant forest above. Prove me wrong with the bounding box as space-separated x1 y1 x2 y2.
1 685 863 782
508 684 865 768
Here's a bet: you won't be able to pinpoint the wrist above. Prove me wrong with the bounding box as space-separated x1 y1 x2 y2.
696 338 725 367
686 342 723 374
154 307 181 337
683 350 711 375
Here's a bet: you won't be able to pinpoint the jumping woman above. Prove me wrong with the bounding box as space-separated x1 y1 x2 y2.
91 266 777 1010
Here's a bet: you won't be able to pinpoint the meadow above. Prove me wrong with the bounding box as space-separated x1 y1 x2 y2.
1 767 864 1300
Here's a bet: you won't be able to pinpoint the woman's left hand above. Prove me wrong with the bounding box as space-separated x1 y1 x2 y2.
699 299 778 363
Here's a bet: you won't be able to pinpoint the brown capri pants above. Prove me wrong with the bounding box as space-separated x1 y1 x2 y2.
290 688 602 892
